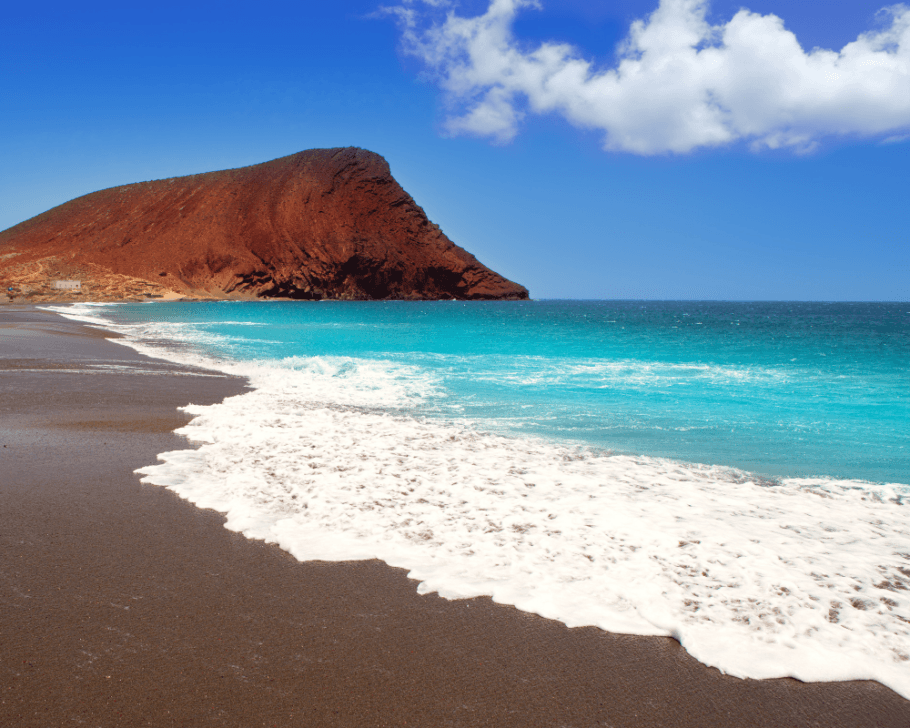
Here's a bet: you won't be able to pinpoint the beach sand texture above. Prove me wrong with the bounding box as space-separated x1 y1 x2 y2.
1 306 908 727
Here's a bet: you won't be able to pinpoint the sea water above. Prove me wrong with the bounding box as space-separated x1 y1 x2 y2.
48 300 910 697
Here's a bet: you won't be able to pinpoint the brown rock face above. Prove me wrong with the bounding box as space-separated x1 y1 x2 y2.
0 148 528 301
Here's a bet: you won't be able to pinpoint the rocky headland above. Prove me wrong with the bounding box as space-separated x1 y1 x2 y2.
0 147 528 302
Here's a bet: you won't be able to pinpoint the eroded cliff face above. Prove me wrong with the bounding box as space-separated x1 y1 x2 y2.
0 148 528 301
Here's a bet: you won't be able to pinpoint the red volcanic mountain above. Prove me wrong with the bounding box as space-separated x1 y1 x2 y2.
0 148 528 301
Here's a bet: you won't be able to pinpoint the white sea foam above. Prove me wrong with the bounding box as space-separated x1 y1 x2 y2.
47 303 910 698
136 386 910 697
435 355 788 392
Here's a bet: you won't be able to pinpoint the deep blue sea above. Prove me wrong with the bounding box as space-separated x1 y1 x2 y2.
53 300 910 696
64 300 909 482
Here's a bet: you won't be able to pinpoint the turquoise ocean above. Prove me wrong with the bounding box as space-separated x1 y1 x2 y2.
52 300 910 696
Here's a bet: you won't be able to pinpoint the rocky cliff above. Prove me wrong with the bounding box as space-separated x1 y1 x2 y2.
0 148 528 302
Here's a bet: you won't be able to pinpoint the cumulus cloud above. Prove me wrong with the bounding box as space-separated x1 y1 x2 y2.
385 0 910 154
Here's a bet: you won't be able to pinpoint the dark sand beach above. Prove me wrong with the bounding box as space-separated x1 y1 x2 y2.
2 305 908 727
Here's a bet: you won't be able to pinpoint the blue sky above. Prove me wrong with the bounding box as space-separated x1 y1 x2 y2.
2 0 908 300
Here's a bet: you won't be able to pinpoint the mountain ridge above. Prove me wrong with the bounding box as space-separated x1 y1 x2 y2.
0 147 528 302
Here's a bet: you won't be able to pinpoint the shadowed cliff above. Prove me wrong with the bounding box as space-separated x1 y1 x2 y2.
0 148 529 301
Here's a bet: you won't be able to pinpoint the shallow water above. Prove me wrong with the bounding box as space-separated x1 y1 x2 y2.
49 300 910 697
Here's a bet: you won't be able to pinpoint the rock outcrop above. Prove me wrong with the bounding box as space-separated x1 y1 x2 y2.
0 148 528 301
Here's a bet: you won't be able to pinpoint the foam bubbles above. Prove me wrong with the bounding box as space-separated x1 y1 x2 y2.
138 379 910 698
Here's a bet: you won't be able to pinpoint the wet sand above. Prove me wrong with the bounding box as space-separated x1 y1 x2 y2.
1 305 908 727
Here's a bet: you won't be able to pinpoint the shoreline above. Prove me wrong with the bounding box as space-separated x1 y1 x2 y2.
2 305 908 727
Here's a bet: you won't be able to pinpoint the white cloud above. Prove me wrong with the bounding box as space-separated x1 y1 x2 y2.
386 0 910 154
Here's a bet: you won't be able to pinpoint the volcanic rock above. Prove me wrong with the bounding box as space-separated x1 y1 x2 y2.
0 148 528 302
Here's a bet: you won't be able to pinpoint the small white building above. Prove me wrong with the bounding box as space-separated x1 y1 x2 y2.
52 280 82 291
